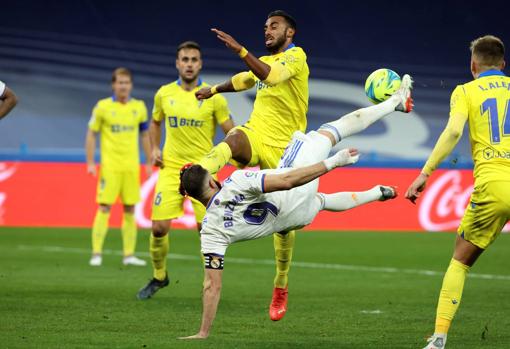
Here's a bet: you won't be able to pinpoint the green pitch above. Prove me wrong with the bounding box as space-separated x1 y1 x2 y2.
1 227 510 349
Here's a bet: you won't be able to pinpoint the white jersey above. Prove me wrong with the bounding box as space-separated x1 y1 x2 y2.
200 130 332 257
0 80 5 98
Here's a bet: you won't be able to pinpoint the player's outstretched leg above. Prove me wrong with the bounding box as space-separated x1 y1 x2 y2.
319 74 413 145
318 185 397 212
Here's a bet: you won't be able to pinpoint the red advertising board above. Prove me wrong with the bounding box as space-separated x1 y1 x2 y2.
0 161 505 232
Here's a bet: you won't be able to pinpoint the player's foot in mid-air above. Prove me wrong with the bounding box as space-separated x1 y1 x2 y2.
422 334 446 349
394 74 414 113
89 254 102 266
123 255 147 266
137 275 170 300
269 287 288 321
378 185 398 201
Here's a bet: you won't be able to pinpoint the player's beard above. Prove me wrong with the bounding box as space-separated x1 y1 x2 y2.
266 31 288 54
181 72 199 84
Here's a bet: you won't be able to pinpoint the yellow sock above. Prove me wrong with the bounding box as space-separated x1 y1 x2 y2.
150 234 169 281
435 258 470 334
121 213 137 256
199 142 232 174
91 209 110 254
273 231 295 288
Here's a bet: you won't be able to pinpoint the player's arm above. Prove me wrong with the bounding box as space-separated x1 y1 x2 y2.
150 91 164 168
213 28 297 85
179 268 223 340
86 104 102 176
195 72 255 100
149 120 163 168
211 28 271 80
405 87 469 203
85 129 98 176
141 129 152 176
0 85 18 120
264 148 359 193
220 119 234 134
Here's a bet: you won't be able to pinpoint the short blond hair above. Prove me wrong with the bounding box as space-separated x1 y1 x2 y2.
470 35 505 67
111 67 132 83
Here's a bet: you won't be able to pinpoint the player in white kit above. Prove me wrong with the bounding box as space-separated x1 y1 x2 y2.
179 74 414 339
0 80 18 120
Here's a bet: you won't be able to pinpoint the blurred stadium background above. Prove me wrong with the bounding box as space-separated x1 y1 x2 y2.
1 2 510 348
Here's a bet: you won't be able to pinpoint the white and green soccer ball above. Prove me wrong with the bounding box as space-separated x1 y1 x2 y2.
364 68 401 104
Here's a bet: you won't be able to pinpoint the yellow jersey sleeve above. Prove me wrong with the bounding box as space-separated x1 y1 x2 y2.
152 89 164 122
88 102 103 132
213 94 231 125
449 85 469 117
281 47 306 78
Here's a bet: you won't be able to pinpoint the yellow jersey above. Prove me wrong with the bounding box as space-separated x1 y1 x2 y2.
450 70 510 185
89 96 148 171
246 44 309 148
152 79 231 167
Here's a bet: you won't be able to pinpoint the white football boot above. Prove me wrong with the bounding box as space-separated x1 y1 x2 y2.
123 255 147 266
394 74 414 113
423 334 447 349
89 254 102 266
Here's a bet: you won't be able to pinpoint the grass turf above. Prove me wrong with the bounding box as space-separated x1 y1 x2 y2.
1 227 510 348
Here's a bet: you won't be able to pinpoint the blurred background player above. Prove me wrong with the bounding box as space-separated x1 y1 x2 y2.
86 67 151 267
137 41 234 299
406 35 509 349
194 10 308 321
0 80 18 120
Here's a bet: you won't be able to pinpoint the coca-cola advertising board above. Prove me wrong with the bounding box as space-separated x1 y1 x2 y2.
1 161 505 232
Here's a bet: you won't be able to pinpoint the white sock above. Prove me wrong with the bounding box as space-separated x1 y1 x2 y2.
318 186 382 212
319 95 399 143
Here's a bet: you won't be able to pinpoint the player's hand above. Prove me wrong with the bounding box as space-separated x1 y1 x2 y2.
86 162 97 177
405 172 429 204
336 148 360 167
178 333 208 340
145 163 153 177
152 148 164 168
211 28 243 54
195 87 214 100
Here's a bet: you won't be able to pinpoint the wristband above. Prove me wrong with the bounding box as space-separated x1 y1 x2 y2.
323 157 336 171
210 85 218 95
238 47 248 58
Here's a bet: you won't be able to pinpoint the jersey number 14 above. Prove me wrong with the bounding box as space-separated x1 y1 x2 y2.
481 98 510 144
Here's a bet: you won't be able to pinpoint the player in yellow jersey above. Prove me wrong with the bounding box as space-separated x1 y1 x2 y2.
406 36 510 349
194 10 308 321
137 41 234 299
86 67 151 267
0 80 18 120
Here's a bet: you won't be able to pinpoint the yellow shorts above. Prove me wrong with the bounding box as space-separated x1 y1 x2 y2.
151 166 206 222
97 168 140 205
234 125 286 170
457 181 510 249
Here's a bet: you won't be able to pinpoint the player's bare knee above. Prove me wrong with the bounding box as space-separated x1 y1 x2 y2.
225 130 251 163
123 205 135 214
99 204 111 213
152 220 170 237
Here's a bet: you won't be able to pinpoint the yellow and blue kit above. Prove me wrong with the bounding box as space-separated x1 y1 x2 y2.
88 96 148 205
234 43 309 169
151 78 231 221
424 70 510 248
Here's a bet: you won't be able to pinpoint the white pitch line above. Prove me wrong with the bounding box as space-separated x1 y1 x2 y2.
14 244 510 281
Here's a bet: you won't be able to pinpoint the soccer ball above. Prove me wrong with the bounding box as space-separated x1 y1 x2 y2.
364 68 401 104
